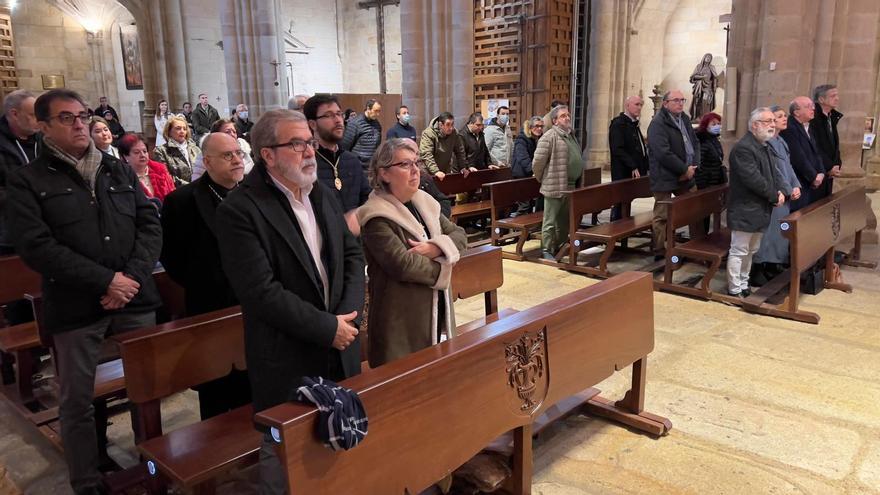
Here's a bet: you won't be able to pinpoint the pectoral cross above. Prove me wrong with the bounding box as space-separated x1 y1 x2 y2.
358 0 400 94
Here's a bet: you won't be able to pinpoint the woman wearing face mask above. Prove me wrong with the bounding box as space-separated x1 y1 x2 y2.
153 115 201 185
89 117 120 158
154 99 172 147
695 112 726 190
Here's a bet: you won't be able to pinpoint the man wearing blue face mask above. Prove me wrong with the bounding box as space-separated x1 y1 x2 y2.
233 103 253 142
484 105 512 168
386 105 417 142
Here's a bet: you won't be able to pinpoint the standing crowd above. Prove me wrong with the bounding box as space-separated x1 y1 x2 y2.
0 81 844 494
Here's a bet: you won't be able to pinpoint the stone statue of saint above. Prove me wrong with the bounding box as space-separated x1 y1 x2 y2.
689 53 718 120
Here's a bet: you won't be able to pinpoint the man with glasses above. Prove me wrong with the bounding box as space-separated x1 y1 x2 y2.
726 107 786 297
780 96 825 208
303 94 371 235
609 95 649 221
160 132 251 420
533 105 583 260
7 89 161 495
647 89 704 258
215 109 365 495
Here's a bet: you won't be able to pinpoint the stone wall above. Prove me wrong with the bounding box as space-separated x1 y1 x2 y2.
280 0 344 96
337 0 401 94
11 0 144 131
180 0 229 115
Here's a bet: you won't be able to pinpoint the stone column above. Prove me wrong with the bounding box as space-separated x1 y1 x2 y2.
400 0 473 131
86 31 107 101
219 0 285 119
726 0 879 241
583 1 634 168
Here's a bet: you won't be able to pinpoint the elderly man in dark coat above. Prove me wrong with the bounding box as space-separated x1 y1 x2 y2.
609 95 649 220
215 109 364 494
726 107 786 297
647 89 703 257
780 96 825 209
811 84 843 199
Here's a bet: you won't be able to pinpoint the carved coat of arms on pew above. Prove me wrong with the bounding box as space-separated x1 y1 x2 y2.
505 329 548 414
831 204 841 241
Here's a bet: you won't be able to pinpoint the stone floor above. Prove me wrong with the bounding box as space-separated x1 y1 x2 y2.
2 191 879 494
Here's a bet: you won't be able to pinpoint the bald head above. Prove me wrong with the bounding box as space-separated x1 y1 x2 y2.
202 132 245 188
790 96 815 124
624 96 644 119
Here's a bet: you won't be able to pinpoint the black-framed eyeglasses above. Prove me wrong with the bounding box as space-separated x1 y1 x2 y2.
316 112 345 120
383 159 423 171
666 98 687 104
50 112 92 126
266 139 317 153
211 150 247 162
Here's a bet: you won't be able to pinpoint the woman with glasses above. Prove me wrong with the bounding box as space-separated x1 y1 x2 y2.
356 138 467 367
89 116 120 158
191 118 254 180
153 115 201 185
117 133 175 203
512 116 544 179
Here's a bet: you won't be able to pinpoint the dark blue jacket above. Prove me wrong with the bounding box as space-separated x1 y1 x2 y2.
780 116 824 205
386 122 417 142
511 131 537 178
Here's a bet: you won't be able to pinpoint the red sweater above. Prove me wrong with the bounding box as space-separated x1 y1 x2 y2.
138 159 176 202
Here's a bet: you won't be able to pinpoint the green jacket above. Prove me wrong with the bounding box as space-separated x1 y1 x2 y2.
418 116 466 174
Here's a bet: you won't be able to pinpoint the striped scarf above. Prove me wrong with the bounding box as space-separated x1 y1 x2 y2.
43 137 104 192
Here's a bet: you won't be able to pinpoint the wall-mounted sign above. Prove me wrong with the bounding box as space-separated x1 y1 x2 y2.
41 74 65 89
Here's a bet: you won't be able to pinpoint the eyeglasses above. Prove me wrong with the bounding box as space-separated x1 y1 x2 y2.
755 119 775 126
316 112 345 120
211 150 247 162
666 98 687 104
532 124 544 129
267 139 317 153
50 112 92 126
383 159 423 171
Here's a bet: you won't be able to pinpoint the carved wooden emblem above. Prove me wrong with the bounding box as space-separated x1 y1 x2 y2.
831 204 841 241
505 329 548 414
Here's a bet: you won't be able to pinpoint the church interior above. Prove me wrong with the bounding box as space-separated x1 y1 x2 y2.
0 0 879 494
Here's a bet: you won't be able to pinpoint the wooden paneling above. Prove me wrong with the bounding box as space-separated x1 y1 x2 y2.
473 0 573 131
0 8 18 99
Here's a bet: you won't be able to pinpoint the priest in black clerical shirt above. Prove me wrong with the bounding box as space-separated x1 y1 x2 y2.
303 94 371 235
160 132 251 420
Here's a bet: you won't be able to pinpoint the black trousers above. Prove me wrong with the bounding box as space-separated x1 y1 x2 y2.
196 369 252 420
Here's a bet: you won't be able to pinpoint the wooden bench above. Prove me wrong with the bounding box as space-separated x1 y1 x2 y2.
563 176 653 277
654 185 729 299
487 177 543 260
255 271 670 494
436 168 513 233
742 185 876 323
125 246 513 493
0 256 42 406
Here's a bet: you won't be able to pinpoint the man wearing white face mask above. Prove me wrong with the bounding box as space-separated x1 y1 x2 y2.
725 107 786 298
233 103 253 142
484 105 512 168
386 105 417 141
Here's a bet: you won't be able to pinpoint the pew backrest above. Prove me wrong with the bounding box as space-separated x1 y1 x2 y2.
436 168 512 197
112 306 244 404
255 271 655 495
568 176 652 221
487 178 541 210
0 256 41 306
782 185 867 271
450 245 503 314
664 184 728 233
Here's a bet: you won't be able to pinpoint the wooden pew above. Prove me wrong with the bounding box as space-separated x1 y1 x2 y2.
436 168 512 225
654 185 729 299
487 178 542 261
0 256 42 407
122 246 511 493
742 186 875 323
255 272 670 495
563 176 653 277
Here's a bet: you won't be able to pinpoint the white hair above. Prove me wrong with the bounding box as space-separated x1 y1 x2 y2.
748 107 773 130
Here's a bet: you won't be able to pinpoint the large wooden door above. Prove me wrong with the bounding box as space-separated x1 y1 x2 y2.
473 0 574 131
0 7 18 99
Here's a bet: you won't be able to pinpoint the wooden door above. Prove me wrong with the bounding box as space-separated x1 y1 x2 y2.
473 0 573 131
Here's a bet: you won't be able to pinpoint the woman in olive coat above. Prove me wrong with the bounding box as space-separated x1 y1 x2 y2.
357 138 467 367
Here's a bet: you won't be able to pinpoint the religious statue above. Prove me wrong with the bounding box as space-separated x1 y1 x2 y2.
689 53 718 120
